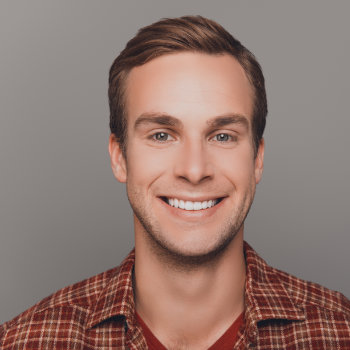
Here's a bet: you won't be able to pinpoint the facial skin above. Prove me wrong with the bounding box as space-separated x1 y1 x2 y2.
109 52 264 266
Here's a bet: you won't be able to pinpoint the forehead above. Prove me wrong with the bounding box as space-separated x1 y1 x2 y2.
125 52 254 127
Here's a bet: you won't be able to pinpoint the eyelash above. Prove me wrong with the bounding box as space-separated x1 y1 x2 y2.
151 132 174 142
149 131 238 143
210 133 237 143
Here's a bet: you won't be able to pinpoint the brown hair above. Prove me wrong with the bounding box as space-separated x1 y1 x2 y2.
109 15 267 156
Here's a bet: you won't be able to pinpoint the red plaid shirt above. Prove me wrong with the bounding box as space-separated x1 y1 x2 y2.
1 242 349 349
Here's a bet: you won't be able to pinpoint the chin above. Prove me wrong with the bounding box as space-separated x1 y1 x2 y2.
145 225 240 269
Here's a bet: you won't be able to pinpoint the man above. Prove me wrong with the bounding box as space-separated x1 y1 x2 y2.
1 15 349 350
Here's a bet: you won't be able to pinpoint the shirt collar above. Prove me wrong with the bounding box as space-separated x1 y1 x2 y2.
86 249 136 330
243 241 305 343
87 242 305 333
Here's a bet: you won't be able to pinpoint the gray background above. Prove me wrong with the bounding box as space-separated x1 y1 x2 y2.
1 1 349 324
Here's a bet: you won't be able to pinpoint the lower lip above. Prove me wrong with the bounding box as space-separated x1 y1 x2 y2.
158 197 226 220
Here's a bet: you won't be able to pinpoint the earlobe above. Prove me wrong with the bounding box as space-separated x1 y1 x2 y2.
255 138 265 184
108 134 127 183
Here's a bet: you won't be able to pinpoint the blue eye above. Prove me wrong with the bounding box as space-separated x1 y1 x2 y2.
215 133 230 142
153 132 170 141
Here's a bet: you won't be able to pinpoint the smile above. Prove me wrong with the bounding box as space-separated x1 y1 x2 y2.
161 197 223 211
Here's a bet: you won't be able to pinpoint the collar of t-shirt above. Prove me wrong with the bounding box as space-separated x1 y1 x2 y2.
135 311 244 350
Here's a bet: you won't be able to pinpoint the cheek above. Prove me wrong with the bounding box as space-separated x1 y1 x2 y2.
215 146 256 186
126 143 174 184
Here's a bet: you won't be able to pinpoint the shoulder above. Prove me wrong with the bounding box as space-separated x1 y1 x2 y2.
245 241 350 320
0 265 120 349
267 265 350 348
273 269 350 349
261 265 350 348
272 265 350 318
244 242 350 347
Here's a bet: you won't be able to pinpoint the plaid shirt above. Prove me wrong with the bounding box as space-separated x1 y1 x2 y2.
1 242 349 349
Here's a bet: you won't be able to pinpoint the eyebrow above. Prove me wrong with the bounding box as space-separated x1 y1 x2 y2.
207 114 249 129
134 113 183 129
133 112 249 130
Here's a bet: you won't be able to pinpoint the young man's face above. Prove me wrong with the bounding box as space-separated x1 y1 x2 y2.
110 52 264 261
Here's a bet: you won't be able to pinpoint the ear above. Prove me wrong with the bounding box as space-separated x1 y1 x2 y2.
108 134 127 183
254 138 264 184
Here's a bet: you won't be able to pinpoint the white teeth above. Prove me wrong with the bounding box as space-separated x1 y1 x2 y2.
166 197 219 211
185 201 194 210
193 202 201 210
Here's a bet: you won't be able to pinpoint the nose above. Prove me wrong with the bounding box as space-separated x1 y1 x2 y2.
174 140 214 184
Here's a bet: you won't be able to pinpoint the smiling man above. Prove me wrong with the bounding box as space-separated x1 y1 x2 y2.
1 15 349 350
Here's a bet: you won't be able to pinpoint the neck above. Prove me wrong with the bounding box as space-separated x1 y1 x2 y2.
134 227 246 349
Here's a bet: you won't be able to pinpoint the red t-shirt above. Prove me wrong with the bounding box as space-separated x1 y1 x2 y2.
136 312 244 350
